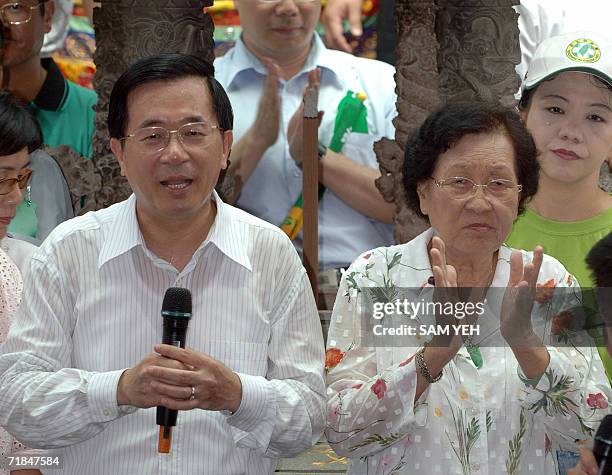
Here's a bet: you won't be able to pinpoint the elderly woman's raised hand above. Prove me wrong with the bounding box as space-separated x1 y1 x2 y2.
500 246 551 379
428 236 464 354
500 246 543 345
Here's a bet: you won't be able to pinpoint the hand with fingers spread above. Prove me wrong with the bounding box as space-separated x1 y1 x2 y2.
321 0 364 53
288 68 323 167
428 236 467 354
500 246 544 346
567 447 599 475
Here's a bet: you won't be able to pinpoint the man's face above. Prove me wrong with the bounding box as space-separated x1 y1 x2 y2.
234 0 321 60
0 0 54 67
110 77 232 226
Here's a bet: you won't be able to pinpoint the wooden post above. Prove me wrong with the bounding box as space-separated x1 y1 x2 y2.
302 85 320 303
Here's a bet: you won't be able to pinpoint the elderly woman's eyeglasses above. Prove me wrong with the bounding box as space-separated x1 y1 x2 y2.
120 122 223 156
432 176 522 200
0 2 44 25
0 168 32 195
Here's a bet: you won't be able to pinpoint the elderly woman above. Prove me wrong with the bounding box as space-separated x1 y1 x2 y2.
325 101 611 474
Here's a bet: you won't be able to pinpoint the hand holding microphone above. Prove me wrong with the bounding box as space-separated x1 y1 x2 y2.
156 287 193 453
116 287 243 453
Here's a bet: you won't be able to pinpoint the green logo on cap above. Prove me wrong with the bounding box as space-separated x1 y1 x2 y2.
566 38 601 63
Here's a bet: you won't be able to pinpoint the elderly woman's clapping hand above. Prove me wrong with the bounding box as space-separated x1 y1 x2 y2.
428 236 464 354
500 245 551 379
500 246 543 345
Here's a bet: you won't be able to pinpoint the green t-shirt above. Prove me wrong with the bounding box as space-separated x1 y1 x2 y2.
507 206 612 382
31 79 97 159
507 206 612 287
13 59 97 240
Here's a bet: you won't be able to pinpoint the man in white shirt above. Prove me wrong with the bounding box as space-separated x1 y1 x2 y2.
0 53 326 474
215 0 397 270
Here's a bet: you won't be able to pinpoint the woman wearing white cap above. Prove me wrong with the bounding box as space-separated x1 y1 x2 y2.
509 31 612 352
507 29 612 475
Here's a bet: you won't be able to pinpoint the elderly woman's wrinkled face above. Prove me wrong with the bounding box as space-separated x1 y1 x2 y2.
417 132 520 258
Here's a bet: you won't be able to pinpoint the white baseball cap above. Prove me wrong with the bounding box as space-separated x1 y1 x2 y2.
522 31 612 92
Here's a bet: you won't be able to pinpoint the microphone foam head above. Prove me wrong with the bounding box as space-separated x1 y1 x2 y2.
162 287 192 316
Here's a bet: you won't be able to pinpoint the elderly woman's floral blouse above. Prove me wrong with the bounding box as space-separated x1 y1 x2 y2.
325 228 611 475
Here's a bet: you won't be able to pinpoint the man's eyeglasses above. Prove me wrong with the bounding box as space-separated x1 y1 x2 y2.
431 176 522 201
0 168 32 195
0 2 44 25
120 122 223 156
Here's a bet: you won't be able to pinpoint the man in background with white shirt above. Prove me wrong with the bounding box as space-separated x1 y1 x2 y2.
215 0 397 271
0 53 325 474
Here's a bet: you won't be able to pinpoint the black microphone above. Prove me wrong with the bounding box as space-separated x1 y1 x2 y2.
594 415 612 475
156 287 192 454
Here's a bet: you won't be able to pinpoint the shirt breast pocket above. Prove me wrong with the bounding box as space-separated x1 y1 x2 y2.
339 133 378 168
201 340 269 376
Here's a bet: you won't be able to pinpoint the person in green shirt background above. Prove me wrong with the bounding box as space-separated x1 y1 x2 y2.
0 0 96 242
507 31 612 390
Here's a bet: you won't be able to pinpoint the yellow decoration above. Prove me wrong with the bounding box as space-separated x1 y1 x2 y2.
208 0 330 12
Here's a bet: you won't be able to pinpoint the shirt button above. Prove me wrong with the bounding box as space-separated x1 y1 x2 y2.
103 410 110 417
473 463 480 471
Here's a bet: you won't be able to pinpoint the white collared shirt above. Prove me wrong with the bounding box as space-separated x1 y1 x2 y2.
0 191 326 474
214 35 397 269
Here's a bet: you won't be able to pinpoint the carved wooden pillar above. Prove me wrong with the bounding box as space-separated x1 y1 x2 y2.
53 1 216 214
377 0 521 244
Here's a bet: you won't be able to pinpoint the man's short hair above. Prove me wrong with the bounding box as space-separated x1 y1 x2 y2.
108 53 233 139
0 91 42 155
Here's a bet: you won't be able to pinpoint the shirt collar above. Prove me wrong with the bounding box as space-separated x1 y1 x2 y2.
407 227 512 287
98 194 143 268
32 58 67 111
224 33 344 89
98 191 252 272
205 190 252 271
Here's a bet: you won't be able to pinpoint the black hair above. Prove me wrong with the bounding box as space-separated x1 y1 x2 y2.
519 74 612 111
586 233 612 329
586 233 612 288
0 91 42 155
108 53 233 139
402 101 539 218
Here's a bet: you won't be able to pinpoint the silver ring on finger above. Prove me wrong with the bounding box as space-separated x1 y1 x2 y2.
190 385 196 401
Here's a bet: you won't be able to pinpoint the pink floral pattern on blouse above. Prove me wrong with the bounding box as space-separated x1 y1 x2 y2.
0 247 24 475
325 228 611 475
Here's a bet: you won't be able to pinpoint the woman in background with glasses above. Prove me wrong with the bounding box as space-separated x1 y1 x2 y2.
0 91 40 475
324 101 611 474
